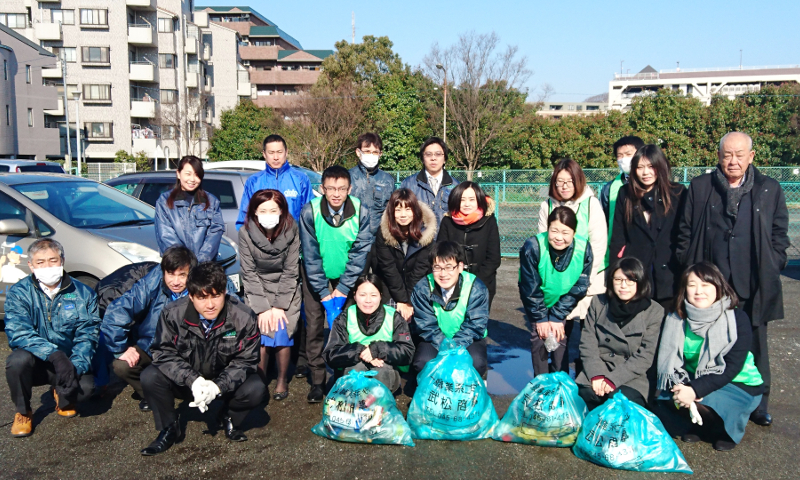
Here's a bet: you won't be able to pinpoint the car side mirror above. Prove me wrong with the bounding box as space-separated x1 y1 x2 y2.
0 219 30 235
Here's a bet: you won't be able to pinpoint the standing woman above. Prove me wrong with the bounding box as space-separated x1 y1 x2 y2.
653 262 764 452
610 145 687 312
537 158 607 323
155 156 224 263
238 189 302 400
374 188 437 322
520 206 593 376
437 182 501 306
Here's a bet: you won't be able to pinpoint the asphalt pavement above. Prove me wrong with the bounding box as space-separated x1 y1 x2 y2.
0 259 798 479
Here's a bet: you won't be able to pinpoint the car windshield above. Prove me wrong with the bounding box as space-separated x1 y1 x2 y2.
12 180 155 229
16 165 65 173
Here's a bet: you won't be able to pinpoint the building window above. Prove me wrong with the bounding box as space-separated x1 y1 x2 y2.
80 9 108 26
26 65 31 83
158 54 176 69
187 58 199 73
52 46 77 62
586 105 599 111
157 18 174 33
162 125 177 139
85 122 113 139
51 9 75 25
27 108 33 127
81 46 110 64
83 84 111 101
0 13 28 29
5 105 9 125
161 89 177 104
3 60 6 80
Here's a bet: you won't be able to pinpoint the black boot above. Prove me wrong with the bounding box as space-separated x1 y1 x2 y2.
307 384 324 403
141 420 181 456
139 399 152 412
218 412 247 442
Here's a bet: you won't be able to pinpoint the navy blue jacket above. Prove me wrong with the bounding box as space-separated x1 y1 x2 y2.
519 237 593 324
155 190 224 263
236 162 314 227
5 274 100 376
299 196 373 298
400 169 459 225
410 273 489 349
348 163 396 235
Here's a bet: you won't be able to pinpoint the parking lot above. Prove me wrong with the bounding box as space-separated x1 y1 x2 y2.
0 259 798 480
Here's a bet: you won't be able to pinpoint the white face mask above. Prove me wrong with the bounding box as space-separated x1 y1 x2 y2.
359 153 380 169
617 156 633 174
33 266 63 286
258 214 280 230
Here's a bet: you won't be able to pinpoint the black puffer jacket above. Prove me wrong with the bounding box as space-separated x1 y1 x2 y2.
94 261 159 318
436 197 501 297
374 203 437 304
323 305 415 369
150 295 259 394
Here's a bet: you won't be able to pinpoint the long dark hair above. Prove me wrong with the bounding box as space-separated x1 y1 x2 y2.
386 188 423 243
548 158 587 201
624 145 675 223
167 156 210 210
605 257 651 302
674 261 739 319
447 181 489 215
244 189 294 242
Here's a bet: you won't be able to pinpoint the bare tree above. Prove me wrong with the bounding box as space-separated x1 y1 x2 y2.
283 83 365 171
533 83 555 105
151 91 213 161
423 31 532 178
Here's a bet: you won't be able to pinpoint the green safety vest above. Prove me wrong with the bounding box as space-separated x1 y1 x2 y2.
548 197 590 240
346 304 409 372
427 272 487 339
604 174 625 271
535 232 588 308
683 325 763 387
311 196 361 280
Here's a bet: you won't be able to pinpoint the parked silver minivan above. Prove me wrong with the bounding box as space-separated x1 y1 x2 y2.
0 173 240 319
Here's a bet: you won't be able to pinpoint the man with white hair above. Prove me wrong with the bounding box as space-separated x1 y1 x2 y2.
677 131 789 427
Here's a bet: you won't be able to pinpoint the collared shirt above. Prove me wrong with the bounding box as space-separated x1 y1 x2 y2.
442 286 455 305
732 170 748 188
327 203 345 225
170 290 188 302
38 280 62 299
427 170 444 195
199 314 217 337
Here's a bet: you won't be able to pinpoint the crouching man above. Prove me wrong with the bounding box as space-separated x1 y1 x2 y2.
140 262 263 456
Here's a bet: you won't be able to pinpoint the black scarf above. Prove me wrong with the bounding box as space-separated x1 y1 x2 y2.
713 164 755 219
607 295 650 327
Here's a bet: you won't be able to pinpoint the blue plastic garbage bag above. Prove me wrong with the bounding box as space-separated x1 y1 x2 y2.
492 371 587 446
573 391 693 474
311 370 415 446
322 296 347 329
407 339 498 440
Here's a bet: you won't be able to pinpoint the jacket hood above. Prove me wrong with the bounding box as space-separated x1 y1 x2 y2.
380 202 437 248
547 185 595 207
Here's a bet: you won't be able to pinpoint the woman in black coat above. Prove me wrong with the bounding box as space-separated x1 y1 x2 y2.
610 144 687 312
436 181 502 306
374 188 437 322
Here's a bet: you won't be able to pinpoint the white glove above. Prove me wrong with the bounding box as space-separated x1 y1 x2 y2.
689 402 703 426
201 381 221 405
189 377 211 413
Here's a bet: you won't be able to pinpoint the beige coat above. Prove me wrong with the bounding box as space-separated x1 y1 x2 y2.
537 186 608 320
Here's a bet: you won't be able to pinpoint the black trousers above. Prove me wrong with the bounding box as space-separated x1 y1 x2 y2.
301 265 337 386
751 323 770 410
111 345 152 398
6 349 95 414
578 384 646 412
650 399 729 442
530 320 575 376
412 338 488 377
140 365 265 431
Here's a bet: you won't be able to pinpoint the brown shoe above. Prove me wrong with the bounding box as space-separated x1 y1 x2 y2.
53 389 77 418
11 412 33 437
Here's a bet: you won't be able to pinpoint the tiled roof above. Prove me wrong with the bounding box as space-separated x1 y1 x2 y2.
195 5 276 26
249 26 302 49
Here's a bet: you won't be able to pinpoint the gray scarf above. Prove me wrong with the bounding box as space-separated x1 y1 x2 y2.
656 297 738 391
713 165 754 218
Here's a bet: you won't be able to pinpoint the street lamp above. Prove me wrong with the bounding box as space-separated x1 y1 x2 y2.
436 63 447 144
71 86 82 176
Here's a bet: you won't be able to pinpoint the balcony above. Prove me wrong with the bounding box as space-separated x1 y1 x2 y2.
132 138 157 155
185 38 197 54
186 72 199 88
131 100 156 118
128 24 154 45
129 62 156 82
204 82 211 93
202 44 211 61
44 98 65 116
42 62 62 78
34 22 61 41
126 0 155 9
237 82 252 97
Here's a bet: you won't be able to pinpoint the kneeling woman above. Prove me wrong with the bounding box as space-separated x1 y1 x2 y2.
654 262 764 452
323 275 415 392
575 257 664 410
519 206 593 376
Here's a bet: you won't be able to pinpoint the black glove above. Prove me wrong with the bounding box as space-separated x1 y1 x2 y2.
48 350 77 393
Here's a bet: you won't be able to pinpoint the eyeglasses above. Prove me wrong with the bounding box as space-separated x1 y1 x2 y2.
359 149 381 155
323 186 349 193
432 265 458 273
613 277 636 286
556 180 574 187
423 152 445 159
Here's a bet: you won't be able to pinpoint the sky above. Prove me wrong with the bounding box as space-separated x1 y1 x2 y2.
199 0 800 102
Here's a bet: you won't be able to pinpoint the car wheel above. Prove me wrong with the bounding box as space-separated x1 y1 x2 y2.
73 275 99 289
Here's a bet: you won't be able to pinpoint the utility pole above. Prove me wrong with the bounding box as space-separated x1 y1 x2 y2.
351 12 355 44
73 85 82 177
59 42 73 174
740 49 743 69
436 64 447 144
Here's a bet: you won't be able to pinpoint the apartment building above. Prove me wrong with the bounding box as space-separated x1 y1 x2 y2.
0 23 60 160
0 0 252 162
194 6 333 110
536 101 608 120
609 64 800 111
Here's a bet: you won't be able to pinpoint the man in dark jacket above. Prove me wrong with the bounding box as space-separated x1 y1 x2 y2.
599 135 645 221
676 131 790 426
349 132 396 236
410 242 490 376
99 246 197 411
140 262 263 455
400 136 459 224
299 165 373 402
5 239 100 437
